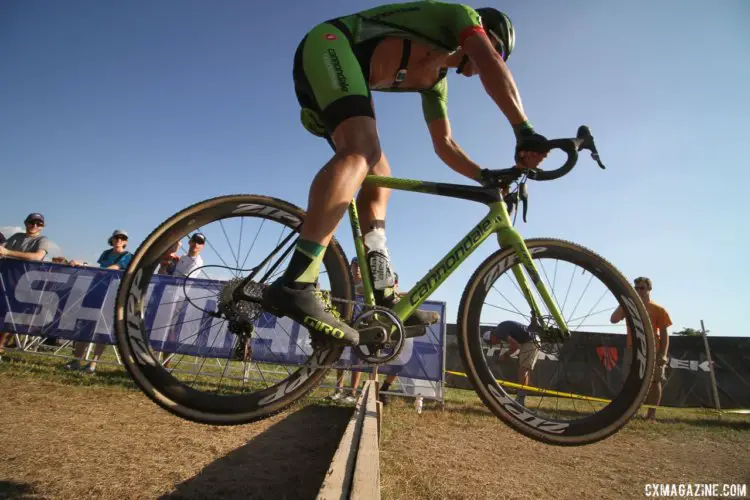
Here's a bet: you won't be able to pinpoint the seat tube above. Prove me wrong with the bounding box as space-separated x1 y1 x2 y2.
347 200 376 306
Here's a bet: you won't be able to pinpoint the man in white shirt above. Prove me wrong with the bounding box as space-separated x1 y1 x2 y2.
174 233 206 278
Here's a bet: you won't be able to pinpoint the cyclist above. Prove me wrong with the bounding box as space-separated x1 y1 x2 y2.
263 1 549 345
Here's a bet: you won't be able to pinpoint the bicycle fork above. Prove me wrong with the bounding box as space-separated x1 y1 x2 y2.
494 202 570 338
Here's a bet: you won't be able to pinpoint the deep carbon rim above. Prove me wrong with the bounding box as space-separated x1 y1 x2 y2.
114 195 350 425
459 238 656 445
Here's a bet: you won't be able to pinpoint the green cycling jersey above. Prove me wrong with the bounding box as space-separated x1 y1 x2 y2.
293 1 485 145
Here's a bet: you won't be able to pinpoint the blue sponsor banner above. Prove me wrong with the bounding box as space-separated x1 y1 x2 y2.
0 259 445 381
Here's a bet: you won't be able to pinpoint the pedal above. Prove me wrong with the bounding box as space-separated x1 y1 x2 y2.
404 325 428 339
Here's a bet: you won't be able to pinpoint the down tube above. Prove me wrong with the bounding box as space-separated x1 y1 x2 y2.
392 204 505 322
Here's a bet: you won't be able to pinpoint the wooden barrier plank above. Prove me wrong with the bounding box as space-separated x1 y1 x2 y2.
317 387 367 500
350 381 381 500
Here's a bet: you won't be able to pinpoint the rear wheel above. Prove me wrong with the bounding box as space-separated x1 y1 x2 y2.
114 194 353 425
457 238 655 445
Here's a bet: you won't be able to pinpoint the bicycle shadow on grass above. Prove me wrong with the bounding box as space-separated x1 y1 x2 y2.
161 403 352 500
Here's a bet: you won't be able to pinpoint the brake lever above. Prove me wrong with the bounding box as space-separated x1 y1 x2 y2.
519 181 529 223
577 126 606 170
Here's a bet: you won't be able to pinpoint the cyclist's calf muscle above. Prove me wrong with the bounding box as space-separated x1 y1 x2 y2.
301 116 381 246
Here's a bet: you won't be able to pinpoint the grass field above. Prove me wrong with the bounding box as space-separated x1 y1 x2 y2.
1 349 748 499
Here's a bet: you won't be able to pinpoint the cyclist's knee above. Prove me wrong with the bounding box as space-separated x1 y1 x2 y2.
332 117 382 168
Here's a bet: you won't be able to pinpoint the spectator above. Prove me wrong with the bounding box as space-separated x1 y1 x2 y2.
0 213 52 356
65 229 133 374
174 233 206 278
51 256 69 265
330 257 364 404
483 320 540 406
157 240 181 275
610 276 672 420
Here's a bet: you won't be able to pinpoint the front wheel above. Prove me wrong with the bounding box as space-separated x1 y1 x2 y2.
457 238 655 445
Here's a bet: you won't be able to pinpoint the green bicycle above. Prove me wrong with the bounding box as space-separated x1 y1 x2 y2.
114 126 656 446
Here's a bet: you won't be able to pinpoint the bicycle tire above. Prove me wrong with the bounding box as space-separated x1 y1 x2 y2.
114 194 353 425
457 238 655 445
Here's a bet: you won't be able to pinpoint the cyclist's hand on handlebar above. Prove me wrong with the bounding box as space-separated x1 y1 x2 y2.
514 123 550 169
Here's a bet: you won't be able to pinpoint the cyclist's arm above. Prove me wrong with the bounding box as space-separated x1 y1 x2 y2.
0 246 46 261
657 327 669 365
461 31 529 129
427 118 483 181
610 305 625 323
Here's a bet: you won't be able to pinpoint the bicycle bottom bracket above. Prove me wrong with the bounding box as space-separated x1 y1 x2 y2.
351 308 406 364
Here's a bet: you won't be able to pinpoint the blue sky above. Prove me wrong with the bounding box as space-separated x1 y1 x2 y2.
1 0 748 336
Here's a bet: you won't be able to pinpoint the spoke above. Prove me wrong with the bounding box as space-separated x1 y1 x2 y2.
571 287 610 334
237 217 244 272
539 258 563 318
218 220 241 278
489 283 529 319
240 218 265 271
560 264 577 317
565 270 595 329
483 302 531 321
567 304 619 325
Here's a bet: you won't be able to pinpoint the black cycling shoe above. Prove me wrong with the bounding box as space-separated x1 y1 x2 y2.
262 281 359 346
379 293 440 327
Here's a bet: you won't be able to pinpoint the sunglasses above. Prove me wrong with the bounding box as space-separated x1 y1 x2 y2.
634 285 649 291
26 221 44 227
112 235 128 241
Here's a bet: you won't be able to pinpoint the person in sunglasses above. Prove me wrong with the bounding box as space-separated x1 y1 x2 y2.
264 2 549 346
66 229 133 373
610 276 672 420
0 213 53 356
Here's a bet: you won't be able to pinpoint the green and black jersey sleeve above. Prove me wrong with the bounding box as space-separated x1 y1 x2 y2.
420 77 448 122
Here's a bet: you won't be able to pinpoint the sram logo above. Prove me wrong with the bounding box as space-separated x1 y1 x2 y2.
232 203 301 227
487 383 569 433
483 246 547 292
258 348 331 405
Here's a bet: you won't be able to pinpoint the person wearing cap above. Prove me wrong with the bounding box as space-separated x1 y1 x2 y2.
0 213 54 356
173 233 206 278
483 320 539 406
0 213 52 262
96 229 133 270
65 229 133 373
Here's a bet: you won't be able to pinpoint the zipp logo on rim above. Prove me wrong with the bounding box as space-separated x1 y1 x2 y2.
231 203 301 226
483 246 547 292
488 383 569 433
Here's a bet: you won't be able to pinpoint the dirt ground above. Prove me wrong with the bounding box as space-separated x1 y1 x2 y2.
0 377 350 499
380 397 750 500
1 367 749 500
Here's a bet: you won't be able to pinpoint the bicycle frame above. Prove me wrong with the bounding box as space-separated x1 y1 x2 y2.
349 175 569 335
